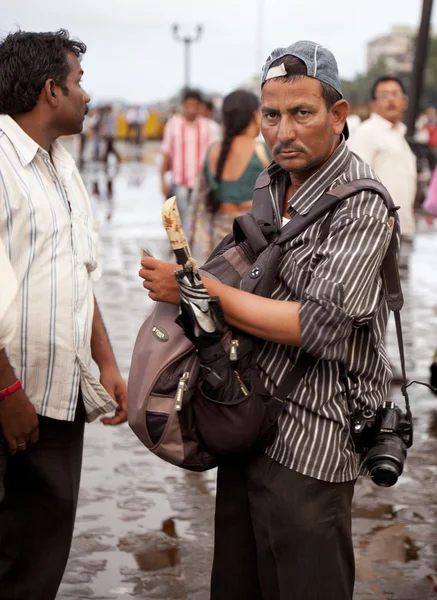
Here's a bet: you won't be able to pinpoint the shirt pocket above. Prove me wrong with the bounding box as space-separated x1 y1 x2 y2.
71 212 100 274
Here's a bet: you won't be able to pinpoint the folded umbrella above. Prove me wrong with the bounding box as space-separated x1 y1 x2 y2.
162 197 247 402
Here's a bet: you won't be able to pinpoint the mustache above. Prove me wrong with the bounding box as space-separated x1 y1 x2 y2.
273 142 305 155
84 104 89 116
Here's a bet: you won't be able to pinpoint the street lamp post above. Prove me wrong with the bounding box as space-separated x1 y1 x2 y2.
172 24 203 91
406 0 434 137
256 0 265 73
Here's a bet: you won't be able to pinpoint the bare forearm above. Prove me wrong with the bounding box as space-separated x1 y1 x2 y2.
91 298 117 371
161 153 170 180
202 277 302 346
139 257 302 346
0 349 18 388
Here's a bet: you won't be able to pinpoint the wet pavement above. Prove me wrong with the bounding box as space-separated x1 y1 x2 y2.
58 146 437 600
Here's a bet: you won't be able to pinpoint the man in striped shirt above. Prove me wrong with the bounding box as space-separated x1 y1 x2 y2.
141 41 396 599
161 89 218 226
0 30 127 599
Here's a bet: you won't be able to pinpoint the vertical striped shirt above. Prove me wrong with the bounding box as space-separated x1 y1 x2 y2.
0 115 117 422
257 140 395 483
161 114 217 189
0 241 17 349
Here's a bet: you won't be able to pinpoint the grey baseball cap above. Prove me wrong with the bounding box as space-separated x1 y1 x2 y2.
261 40 349 139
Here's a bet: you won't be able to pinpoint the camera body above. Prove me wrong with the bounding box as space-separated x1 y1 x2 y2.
351 401 413 487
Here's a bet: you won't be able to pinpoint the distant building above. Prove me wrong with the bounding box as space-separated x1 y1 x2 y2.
367 26 417 74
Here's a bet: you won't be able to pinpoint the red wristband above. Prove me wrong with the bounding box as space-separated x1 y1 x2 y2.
0 380 22 401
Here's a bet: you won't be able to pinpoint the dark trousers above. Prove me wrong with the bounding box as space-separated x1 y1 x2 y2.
104 136 121 163
0 399 85 600
211 453 355 600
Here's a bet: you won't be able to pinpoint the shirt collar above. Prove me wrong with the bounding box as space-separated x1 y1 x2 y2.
0 115 39 167
0 114 76 183
268 137 352 217
370 112 407 135
48 140 76 185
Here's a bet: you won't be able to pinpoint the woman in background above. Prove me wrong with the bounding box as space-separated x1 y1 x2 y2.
188 90 270 263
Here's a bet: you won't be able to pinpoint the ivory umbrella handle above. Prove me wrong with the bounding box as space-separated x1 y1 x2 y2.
162 196 196 267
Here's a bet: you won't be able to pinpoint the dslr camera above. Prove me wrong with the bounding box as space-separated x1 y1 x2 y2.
351 401 413 487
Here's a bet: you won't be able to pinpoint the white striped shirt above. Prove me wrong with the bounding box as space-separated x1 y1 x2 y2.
0 115 116 422
161 114 216 189
257 140 395 483
0 241 17 349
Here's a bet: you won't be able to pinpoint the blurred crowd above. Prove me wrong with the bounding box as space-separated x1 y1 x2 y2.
75 79 437 271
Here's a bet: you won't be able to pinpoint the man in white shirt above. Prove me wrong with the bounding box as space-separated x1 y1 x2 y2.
0 30 127 600
348 76 417 267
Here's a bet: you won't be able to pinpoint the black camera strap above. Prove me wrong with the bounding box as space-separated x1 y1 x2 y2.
379 213 413 420
388 262 437 412
393 310 412 421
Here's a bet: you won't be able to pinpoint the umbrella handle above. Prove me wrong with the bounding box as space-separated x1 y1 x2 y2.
162 196 197 268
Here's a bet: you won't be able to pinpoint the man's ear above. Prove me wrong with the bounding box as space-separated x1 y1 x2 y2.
43 79 60 109
331 99 349 137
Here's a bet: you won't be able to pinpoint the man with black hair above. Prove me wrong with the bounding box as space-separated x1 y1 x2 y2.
349 76 417 267
200 97 222 141
0 29 127 599
141 41 397 599
161 88 218 225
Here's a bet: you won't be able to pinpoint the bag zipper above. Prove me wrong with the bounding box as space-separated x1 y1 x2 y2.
235 371 249 397
149 347 193 399
230 339 239 362
175 372 190 411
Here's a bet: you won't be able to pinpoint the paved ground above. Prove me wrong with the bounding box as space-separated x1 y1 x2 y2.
58 145 437 600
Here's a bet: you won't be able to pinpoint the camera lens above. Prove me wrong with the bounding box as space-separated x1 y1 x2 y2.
365 434 407 487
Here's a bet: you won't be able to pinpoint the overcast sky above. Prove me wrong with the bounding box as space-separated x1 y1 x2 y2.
1 0 435 104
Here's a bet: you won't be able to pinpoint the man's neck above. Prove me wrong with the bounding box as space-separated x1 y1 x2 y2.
12 113 57 152
373 112 402 128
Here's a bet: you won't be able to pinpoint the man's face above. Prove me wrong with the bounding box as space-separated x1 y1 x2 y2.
261 76 344 176
55 52 90 135
370 80 407 125
199 103 212 119
182 98 200 121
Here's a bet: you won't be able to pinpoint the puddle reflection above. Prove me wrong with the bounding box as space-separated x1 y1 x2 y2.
119 518 181 573
352 503 396 521
428 410 437 439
